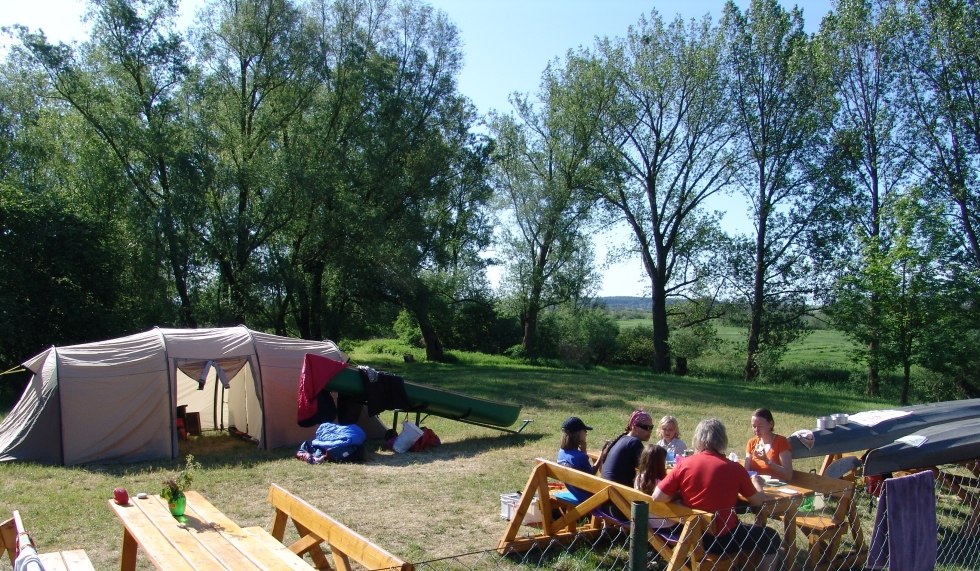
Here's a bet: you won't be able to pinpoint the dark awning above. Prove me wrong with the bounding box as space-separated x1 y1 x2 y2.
863 417 980 476
789 398 980 459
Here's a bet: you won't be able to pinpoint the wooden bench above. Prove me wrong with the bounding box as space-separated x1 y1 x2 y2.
497 458 746 571
0 511 94 571
267 483 414 571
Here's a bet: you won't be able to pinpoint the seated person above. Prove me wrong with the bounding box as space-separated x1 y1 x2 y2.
655 415 687 459
555 416 597 503
599 409 654 487
744 408 793 482
654 418 780 571
634 443 675 531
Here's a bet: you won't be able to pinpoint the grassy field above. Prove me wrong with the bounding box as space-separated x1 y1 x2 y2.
0 343 899 570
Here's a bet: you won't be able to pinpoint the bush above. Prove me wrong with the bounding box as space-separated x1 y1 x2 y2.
535 306 619 366
393 310 423 348
613 326 654 367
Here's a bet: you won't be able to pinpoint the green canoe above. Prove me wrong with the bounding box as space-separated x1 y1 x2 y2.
329 366 522 429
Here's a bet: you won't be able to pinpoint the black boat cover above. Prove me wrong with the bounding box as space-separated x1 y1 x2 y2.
863 417 980 476
789 399 980 459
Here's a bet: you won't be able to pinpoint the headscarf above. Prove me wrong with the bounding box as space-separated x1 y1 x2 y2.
627 409 653 431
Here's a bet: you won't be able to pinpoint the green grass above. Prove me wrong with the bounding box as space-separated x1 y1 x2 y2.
0 342 899 570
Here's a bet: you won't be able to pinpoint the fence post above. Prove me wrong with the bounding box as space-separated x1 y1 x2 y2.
629 500 648 571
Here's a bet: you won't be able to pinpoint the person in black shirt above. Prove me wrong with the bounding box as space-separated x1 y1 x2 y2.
598 410 654 486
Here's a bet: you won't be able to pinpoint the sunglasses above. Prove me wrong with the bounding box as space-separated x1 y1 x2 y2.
635 423 654 431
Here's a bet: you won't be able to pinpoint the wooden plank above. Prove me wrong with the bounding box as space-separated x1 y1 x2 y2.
240 527 317 571
110 500 196 571
37 552 69 571
176 494 262 569
35 550 95 571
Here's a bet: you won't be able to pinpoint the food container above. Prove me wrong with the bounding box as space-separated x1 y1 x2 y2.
825 416 837 428
832 413 848 425
816 417 827 430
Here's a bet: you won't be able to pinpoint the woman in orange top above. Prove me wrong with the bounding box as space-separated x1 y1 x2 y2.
744 408 793 482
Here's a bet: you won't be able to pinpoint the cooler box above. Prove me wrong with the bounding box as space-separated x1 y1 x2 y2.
499 493 542 525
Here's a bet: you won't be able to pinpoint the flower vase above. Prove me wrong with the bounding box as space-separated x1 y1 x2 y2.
168 492 186 518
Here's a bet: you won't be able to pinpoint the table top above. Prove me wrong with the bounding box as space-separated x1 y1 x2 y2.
109 490 313 571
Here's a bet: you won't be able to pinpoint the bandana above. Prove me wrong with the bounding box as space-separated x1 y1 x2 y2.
627 409 652 430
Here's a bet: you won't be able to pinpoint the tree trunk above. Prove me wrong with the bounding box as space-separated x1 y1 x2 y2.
745 202 767 382
650 279 671 374
675 357 688 376
901 358 911 406
522 306 539 359
418 313 445 362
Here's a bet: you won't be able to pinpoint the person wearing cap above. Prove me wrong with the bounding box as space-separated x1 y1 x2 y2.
556 416 597 503
598 409 655 487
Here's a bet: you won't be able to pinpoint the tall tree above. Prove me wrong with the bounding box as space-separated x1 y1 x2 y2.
335 1 490 361
18 0 202 326
897 0 980 270
194 0 328 325
723 0 837 380
491 53 605 359
594 11 735 373
821 0 910 395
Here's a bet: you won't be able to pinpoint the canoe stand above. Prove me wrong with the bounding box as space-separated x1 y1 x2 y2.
391 409 532 434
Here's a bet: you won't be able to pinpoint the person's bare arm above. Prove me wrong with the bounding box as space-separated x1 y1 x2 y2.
745 489 768 507
773 450 793 481
652 487 672 502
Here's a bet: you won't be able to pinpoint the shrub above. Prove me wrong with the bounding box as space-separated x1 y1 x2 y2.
613 326 654 367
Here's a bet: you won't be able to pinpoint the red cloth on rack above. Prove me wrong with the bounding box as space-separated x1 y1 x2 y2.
297 354 348 426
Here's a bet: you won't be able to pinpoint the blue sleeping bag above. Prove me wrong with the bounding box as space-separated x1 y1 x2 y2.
297 422 366 463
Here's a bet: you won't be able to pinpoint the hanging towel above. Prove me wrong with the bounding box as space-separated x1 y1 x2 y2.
866 470 937 571
297 354 348 426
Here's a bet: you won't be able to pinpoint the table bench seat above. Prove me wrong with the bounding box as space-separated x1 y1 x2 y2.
1 511 93 571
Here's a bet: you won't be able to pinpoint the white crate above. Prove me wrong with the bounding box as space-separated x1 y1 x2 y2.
499 493 542 525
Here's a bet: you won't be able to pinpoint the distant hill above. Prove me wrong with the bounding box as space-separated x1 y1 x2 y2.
596 296 651 312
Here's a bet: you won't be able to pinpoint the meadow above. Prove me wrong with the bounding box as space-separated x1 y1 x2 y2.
0 335 899 569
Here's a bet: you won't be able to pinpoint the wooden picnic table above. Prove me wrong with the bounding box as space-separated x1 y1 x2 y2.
109 491 313 571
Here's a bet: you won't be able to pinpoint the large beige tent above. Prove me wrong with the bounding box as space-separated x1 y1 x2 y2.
0 326 350 465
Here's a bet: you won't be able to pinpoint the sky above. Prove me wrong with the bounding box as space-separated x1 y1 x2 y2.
2 0 833 297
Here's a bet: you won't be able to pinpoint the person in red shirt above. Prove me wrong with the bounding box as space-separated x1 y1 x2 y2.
653 418 779 571
744 408 793 482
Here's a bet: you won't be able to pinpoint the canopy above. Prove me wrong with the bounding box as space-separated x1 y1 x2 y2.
790 399 980 459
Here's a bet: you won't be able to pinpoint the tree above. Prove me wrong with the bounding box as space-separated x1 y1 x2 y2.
723 0 837 380
193 0 327 325
0 188 125 364
327 1 491 361
820 0 911 395
491 53 605 359
594 11 735 373
897 0 980 270
831 187 953 404
17 0 202 326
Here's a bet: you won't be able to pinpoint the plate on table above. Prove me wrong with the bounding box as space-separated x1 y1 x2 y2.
765 479 786 487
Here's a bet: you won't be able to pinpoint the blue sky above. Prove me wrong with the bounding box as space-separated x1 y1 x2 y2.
3 0 833 296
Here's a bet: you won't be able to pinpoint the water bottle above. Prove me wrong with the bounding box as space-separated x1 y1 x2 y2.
666 449 675 464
